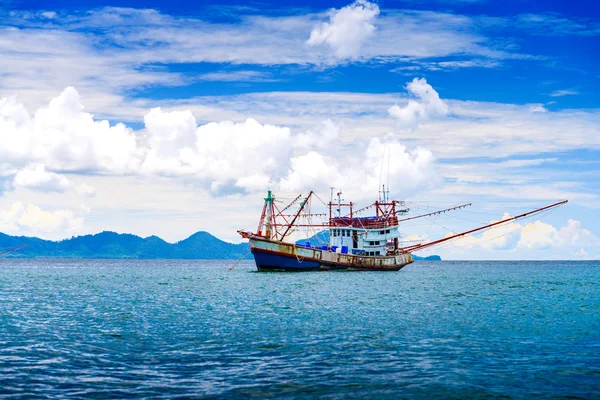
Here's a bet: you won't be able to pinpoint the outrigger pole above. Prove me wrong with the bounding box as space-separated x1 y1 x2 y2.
280 191 314 241
401 200 568 253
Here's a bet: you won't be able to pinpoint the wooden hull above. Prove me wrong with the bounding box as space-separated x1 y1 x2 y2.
249 236 413 272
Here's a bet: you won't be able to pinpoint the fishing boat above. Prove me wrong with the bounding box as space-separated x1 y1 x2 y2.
238 189 567 272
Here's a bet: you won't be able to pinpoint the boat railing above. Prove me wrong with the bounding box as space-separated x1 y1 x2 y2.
329 216 398 229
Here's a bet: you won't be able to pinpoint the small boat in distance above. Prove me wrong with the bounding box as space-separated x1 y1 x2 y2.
238 189 567 272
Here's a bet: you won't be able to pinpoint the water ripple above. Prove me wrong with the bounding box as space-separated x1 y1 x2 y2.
0 259 599 398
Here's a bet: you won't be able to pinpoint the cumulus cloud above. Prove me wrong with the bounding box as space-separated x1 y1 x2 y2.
558 219 599 246
0 202 84 238
388 78 449 125
138 108 435 197
517 220 560 249
0 87 140 173
140 112 294 193
0 87 438 203
438 214 598 257
307 0 380 59
13 164 70 192
293 119 340 150
281 137 436 199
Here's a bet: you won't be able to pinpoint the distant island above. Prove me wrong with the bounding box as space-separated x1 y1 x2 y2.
0 231 441 260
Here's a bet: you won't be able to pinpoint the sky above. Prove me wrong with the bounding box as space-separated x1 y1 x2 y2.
0 0 599 260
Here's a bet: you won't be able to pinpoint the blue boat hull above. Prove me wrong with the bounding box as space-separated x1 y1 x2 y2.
251 249 322 271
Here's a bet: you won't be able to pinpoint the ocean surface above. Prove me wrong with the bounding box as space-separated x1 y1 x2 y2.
1 259 599 399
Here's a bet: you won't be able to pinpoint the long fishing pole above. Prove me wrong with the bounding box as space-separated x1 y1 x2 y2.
401 200 568 253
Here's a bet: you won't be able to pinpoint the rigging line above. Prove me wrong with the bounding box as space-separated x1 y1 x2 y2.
312 191 330 208
228 251 251 270
278 194 303 214
397 203 472 223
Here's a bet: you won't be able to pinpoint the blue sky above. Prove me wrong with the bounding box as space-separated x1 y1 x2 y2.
0 0 599 259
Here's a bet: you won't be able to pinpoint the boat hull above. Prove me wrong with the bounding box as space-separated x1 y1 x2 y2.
252 248 322 271
248 236 413 272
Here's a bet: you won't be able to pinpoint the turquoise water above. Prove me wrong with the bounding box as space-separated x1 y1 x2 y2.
1 259 599 399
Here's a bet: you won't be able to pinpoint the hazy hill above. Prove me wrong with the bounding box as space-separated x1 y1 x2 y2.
0 230 440 260
0 231 249 259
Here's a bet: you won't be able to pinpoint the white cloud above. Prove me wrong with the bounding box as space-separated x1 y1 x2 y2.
75 182 96 198
530 104 548 113
0 202 84 238
517 220 560 249
140 112 295 193
549 89 579 97
1 85 598 247
1 88 433 200
13 164 70 192
497 158 557 168
197 70 279 82
307 0 380 60
40 11 57 19
388 78 449 125
558 219 599 247
0 87 140 173
391 59 502 72
0 4 535 112
516 13 600 37
293 119 340 151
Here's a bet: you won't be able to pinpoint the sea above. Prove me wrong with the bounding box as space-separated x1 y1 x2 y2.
1 259 599 399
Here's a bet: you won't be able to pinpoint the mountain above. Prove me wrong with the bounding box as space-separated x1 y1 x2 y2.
0 231 249 259
297 231 441 261
1 230 441 260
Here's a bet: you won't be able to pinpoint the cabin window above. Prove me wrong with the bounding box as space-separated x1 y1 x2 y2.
380 230 385 235
375 251 380 256
386 229 390 234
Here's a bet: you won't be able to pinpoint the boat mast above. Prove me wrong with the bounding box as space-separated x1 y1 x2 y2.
257 190 275 239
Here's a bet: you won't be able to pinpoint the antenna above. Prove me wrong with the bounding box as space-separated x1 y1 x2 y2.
337 191 343 218
378 145 386 201
386 145 391 200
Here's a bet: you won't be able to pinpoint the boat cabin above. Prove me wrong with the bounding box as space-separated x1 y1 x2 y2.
329 225 400 256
